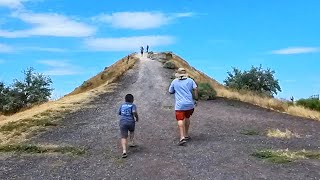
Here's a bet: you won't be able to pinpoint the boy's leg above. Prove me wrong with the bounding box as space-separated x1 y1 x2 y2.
129 131 135 147
121 138 128 154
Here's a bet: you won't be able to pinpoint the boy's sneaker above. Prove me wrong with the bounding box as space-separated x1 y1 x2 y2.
122 153 127 158
129 142 136 147
178 138 187 146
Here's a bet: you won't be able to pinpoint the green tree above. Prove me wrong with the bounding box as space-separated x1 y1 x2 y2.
224 65 281 97
0 68 53 114
13 68 53 105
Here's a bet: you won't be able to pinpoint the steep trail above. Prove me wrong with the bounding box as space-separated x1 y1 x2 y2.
1 53 320 179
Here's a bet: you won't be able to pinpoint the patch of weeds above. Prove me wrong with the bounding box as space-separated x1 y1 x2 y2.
252 150 292 163
267 128 299 139
252 149 320 163
60 106 66 108
0 144 86 155
0 118 57 133
39 111 52 117
240 129 260 136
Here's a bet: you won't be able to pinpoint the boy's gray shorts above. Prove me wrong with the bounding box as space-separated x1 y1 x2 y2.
120 122 135 138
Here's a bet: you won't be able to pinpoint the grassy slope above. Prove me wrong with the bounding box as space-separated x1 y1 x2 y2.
171 53 320 121
0 54 138 144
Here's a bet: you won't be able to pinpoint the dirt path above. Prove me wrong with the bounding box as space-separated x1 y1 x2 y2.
1 53 320 179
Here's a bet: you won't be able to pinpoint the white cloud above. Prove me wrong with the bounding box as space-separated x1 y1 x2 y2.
0 12 96 38
0 0 23 9
0 43 13 53
85 35 174 51
94 11 193 30
20 47 66 52
38 60 81 76
271 47 319 55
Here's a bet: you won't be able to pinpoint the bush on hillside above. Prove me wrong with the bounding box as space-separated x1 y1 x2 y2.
296 98 320 112
0 68 53 114
224 65 281 97
163 61 176 69
198 83 217 100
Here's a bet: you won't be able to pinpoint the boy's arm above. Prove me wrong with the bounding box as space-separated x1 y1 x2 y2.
118 106 121 115
132 105 139 122
133 112 139 122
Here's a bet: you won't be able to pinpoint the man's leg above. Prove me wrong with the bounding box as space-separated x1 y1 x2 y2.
185 118 190 137
177 120 186 140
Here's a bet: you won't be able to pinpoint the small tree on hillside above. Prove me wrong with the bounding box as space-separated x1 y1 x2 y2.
0 68 53 114
224 65 281 97
13 68 53 105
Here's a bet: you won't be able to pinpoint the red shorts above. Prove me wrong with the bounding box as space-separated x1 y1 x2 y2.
175 109 194 121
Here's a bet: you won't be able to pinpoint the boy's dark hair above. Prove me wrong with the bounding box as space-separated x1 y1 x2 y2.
125 94 134 103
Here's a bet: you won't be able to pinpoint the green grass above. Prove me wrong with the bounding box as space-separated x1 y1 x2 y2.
240 129 260 136
0 144 86 155
252 149 320 163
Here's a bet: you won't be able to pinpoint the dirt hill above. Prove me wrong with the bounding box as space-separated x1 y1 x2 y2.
1 52 320 179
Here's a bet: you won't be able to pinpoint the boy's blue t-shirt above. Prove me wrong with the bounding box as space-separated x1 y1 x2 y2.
169 78 197 110
118 103 137 122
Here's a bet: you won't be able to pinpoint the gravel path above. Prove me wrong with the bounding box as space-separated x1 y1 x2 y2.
1 53 320 180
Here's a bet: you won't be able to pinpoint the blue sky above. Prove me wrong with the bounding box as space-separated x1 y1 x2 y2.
0 0 319 100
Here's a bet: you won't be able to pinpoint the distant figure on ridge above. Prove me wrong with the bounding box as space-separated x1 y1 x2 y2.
169 68 199 146
140 46 144 56
146 45 149 53
118 94 139 158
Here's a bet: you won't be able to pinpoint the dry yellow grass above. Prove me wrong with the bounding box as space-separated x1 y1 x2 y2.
171 53 320 121
267 129 300 139
0 54 138 145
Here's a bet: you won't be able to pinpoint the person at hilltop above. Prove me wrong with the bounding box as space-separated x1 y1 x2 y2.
146 45 149 53
169 68 199 145
118 94 139 158
140 46 144 56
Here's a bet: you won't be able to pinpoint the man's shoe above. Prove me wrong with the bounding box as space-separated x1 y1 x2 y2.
122 153 127 158
184 136 191 140
178 138 187 146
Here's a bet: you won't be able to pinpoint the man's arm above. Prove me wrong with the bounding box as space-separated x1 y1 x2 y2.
168 81 175 94
193 88 199 101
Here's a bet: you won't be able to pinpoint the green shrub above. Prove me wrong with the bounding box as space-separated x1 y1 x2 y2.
163 61 176 69
224 65 281 97
296 98 320 112
198 83 217 100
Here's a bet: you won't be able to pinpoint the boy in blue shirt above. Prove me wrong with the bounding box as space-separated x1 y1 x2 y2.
118 94 139 158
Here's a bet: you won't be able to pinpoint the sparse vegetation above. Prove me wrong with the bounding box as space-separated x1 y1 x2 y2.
163 61 176 69
252 149 320 163
240 129 260 135
198 83 217 100
296 98 320 112
224 65 281 97
0 144 85 155
69 54 137 95
0 118 58 134
267 128 299 139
